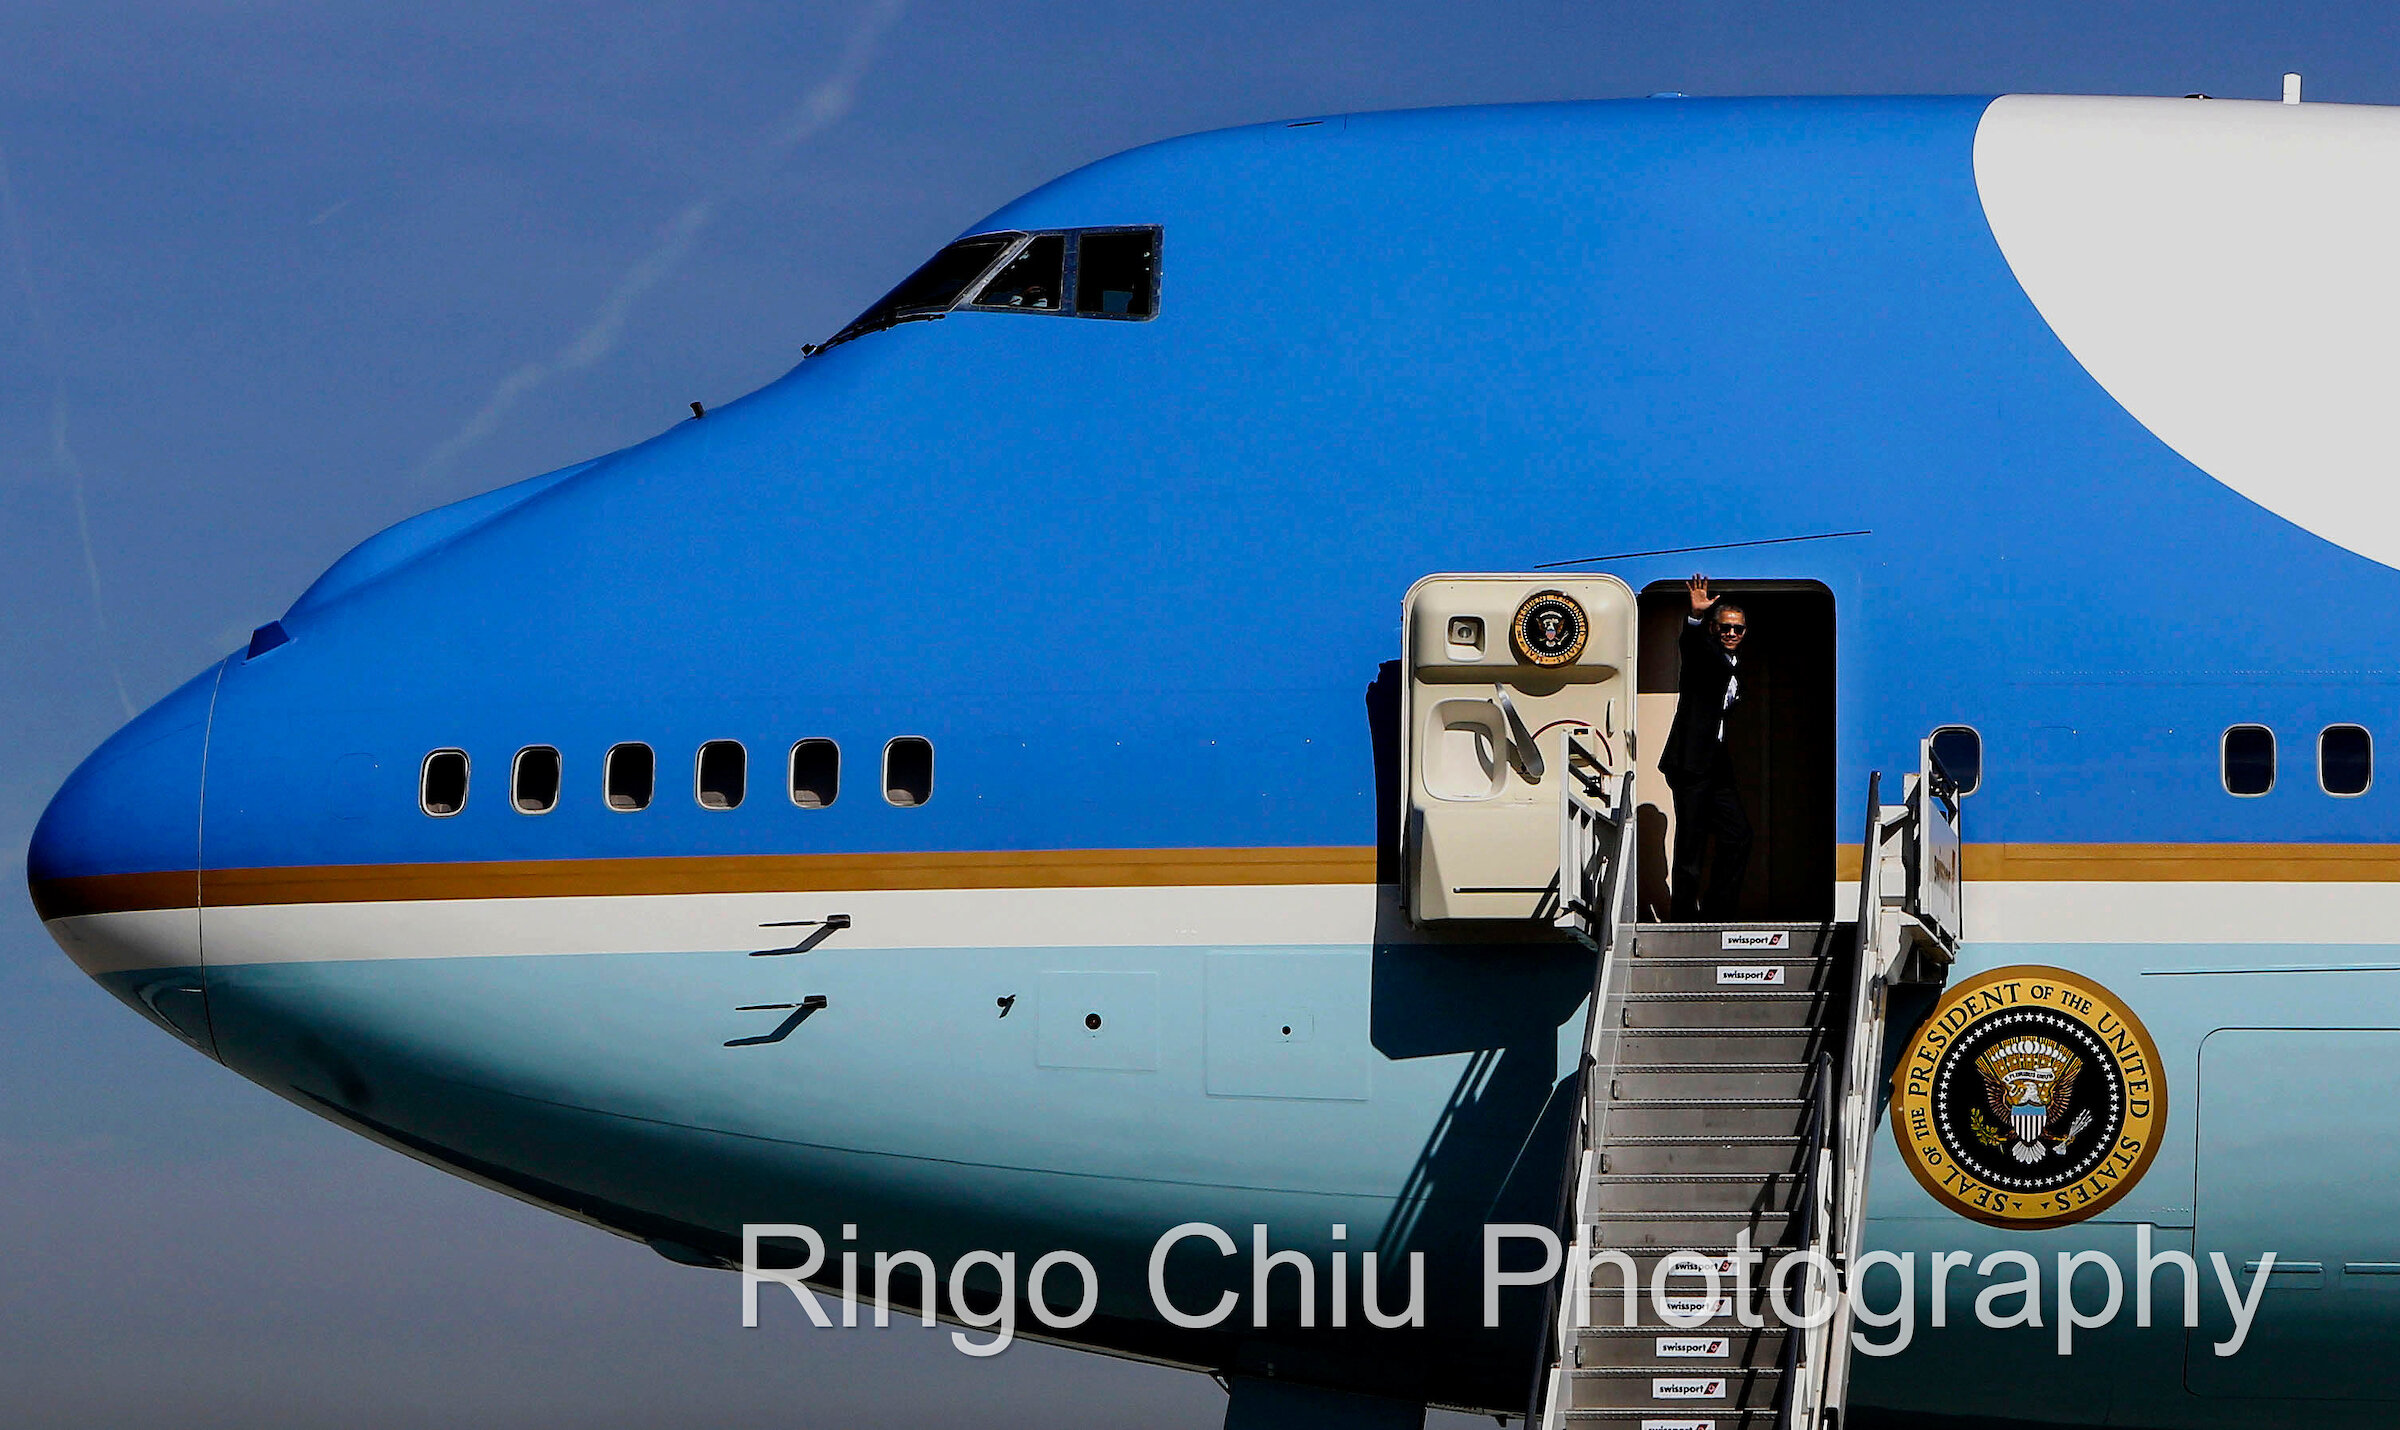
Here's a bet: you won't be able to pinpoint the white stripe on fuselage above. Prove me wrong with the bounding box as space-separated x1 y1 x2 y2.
65 882 1391 970
46 878 2400 971
47 906 200 978
1970 880 2400 946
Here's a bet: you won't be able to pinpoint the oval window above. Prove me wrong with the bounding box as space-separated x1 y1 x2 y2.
605 742 654 811
420 749 469 817
1929 726 1982 797
791 739 840 808
512 746 561 814
2223 725 2275 797
884 737 933 807
696 740 747 810
2321 725 2372 797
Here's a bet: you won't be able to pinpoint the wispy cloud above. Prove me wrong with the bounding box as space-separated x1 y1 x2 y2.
415 0 908 488
1 136 136 719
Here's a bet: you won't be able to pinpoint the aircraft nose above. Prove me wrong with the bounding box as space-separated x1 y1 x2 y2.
26 662 220 1055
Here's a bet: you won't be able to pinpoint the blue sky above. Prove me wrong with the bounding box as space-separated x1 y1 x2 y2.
5 3 2396 1423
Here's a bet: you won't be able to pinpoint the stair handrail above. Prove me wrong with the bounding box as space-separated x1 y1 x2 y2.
1772 1048 1835 1429
1779 772 1890 1428
1529 755 1639 1430
1839 769 1885 1268
1554 733 1629 947
1802 766 1948 1428
1837 771 1888 1424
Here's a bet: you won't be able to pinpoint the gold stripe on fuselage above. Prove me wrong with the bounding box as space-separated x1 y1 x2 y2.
1836 842 2400 882
31 842 2400 919
30 846 1383 918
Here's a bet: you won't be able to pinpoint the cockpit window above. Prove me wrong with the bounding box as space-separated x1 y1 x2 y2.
814 226 1160 352
1074 228 1158 318
822 233 1019 348
969 234 1065 311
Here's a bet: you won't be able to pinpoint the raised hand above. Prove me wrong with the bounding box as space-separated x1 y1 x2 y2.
1687 573 1712 614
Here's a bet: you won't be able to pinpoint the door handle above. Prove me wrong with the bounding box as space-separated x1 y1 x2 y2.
1494 687 1545 779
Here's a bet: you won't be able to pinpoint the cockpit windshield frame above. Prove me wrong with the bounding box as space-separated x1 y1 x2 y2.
813 225 1161 354
960 233 1068 315
1063 226 1161 321
817 232 1024 351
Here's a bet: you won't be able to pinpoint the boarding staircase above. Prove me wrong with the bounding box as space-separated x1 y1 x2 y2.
1533 738 1963 1430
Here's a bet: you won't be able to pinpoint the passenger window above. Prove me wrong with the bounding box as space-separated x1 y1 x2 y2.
824 233 1019 348
791 739 839 808
884 737 933 807
606 742 654 811
1073 229 1158 318
512 746 561 814
1929 726 1981 797
697 740 747 810
2321 725 2372 796
970 234 1065 311
2223 725 2274 796
420 749 469 817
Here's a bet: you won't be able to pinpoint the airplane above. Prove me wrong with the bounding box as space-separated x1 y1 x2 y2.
27 89 2400 1430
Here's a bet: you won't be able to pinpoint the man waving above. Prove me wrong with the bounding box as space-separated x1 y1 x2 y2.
1661 573 1752 920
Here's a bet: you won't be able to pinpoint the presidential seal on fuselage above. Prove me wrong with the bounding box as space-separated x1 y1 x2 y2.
1892 965 2164 1229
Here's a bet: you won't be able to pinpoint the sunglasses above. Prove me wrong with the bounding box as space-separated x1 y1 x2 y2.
1717 623 1747 635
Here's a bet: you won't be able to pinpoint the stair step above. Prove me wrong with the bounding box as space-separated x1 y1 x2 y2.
1630 923 1840 957
1623 995 1828 1031
1606 1134 1803 1145
1610 1097 1808 1108
1613 1062 1813 1075
1617 1026 1821 1037
1574 1238 1804 1247
1573 1323 1790 1340
1561 1281 1784 1332
1587 1213 1806 1251
1588 1179 1803 1214
1628 958 1836 993
1611 1070 1817 1099
1624 992 1823 1003
1593 1172 1801 1183
1601 1103 1814 1138
1600 1139 1814 1176
1632 954 1824 964
1617 1030 1824 1063
1570 1364 1787 1376
1573 1346 1790 1373
1565 1364 1784 1411
1558 1413 1776 1428
1632 959 1833 993
1621 997 1826 1011
1634 921 1831 931
1588 1205 1803 1223
1561 1294 1769 1334
1588 1208 1795 1221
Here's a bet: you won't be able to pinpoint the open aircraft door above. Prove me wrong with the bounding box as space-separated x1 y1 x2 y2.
1399 575 1635 927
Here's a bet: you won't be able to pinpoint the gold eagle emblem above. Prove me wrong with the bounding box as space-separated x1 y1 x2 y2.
1971 1036 2095 1163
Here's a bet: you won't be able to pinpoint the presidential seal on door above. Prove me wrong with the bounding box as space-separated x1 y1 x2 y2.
1510 590 1588 667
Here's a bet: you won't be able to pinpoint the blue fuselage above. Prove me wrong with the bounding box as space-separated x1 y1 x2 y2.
31 96 2400 1424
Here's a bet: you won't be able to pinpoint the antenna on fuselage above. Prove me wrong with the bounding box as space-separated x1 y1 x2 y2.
2284 72 2302 104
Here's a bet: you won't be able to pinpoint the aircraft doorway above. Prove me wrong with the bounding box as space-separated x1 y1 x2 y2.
1633 581 1834 923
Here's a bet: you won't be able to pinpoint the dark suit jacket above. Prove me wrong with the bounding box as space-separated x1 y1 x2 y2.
1662 614 1743 786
